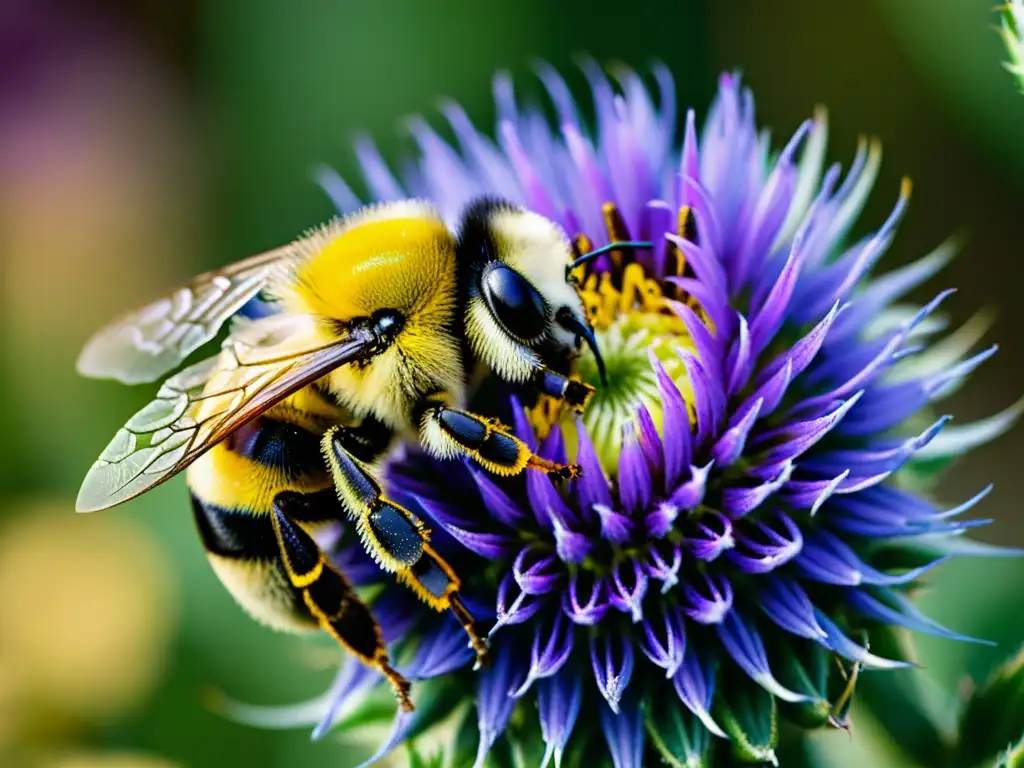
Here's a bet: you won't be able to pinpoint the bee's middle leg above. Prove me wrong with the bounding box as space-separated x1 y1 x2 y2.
321 426 490 668
417 393 582 479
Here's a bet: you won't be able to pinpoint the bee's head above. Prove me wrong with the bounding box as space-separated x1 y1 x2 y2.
458 200 604 385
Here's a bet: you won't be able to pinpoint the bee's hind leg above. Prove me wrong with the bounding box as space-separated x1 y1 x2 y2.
321 427 490 669
417 393 581 480
270 491 413 711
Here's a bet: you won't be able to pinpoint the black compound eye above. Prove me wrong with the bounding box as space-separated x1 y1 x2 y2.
481 264 547 342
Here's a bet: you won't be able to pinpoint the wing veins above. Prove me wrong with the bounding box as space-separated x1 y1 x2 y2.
77 245 297 384
77 327 378 511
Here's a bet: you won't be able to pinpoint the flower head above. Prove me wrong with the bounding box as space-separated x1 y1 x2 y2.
224 64 1021 766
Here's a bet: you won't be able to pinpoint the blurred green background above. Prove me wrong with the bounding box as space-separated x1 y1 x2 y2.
1 1 1022 766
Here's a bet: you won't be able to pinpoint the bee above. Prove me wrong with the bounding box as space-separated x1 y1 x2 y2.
75 198 641 711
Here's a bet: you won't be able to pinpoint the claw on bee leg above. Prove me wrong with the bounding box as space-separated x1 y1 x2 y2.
450 594 490 669
527 454 583 480
421 398 583 480
380 660 414 712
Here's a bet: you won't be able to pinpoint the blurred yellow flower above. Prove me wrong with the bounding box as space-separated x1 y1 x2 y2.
0 500 178 737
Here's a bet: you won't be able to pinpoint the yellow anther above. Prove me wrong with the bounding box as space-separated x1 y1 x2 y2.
618 264 645 315
678 205 694 244
642 279 664 313
526 395 562 440
590 272 615 328
568 234 591 290
578 259 688 334
672 205 693 293
602 203 630 269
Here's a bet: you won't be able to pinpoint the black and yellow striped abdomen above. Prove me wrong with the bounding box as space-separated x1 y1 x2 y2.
187 413 342 632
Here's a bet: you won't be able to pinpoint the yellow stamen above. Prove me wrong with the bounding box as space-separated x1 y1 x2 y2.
602 203 630 271
675 205 691 278
570 233 593 285
527 394 563 440
597 273 619 326
577 260 685 338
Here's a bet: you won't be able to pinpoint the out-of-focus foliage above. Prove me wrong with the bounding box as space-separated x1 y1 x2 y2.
995 737 1024 768
1 1 1022 766
1000 1 1024 92
872 0 1024 183
957 644 1024 767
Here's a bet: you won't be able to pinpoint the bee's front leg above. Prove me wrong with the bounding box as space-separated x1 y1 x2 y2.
530 367 595 413
417 393 581 480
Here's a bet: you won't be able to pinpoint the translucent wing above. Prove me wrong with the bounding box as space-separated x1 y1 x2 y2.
76 245 296 385
75 320 377 512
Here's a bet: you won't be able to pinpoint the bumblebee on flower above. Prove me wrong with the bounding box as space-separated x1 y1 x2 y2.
78 61 1021 767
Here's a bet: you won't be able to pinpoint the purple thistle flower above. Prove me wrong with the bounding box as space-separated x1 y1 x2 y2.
224 63 1022 766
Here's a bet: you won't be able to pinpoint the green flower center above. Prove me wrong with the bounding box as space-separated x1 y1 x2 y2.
530 260 698 475
576 315 693 469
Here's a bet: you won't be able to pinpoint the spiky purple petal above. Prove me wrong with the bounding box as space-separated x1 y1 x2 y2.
538 667 583 768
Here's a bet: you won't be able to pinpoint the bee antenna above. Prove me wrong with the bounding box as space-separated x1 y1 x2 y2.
566 240 653 278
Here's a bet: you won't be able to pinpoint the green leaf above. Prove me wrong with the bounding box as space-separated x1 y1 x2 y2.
715 682 778 765
992 734 1024 767
896 453 958 491
958 643 1024 767
775 642 832 730
505 710 547 768
409 743 447 768
645 700 713 767
771 727 814 767
485 731 517 768
866 541 951 572
1000 1 1024 93
854 626 956 766
449 704 479 768
402 678 469 745
332 665 468 736
560 728 614 768
334 688 400 731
